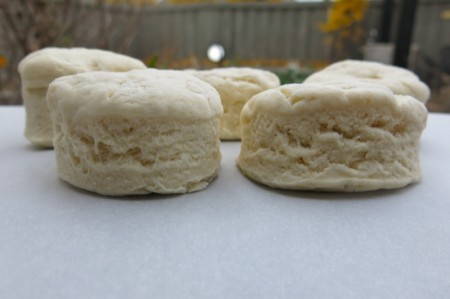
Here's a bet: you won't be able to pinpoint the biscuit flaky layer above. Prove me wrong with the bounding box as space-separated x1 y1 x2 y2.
237 82 428 192
53 118 221 195
47 69 223 195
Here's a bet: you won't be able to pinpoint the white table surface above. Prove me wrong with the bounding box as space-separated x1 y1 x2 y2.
1 106 449 299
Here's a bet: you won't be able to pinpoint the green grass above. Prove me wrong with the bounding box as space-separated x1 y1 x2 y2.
273 68 312 85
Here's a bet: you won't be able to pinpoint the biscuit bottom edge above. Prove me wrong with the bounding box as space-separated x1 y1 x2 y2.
236 161 420 192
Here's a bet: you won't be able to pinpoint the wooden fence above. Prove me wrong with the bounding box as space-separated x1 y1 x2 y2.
1 0 450 105
129 0 450 65
1 0 449 66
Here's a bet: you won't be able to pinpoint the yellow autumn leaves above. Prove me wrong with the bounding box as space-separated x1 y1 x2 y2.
321 0 367 33
0 55 7 68
320 0 368 60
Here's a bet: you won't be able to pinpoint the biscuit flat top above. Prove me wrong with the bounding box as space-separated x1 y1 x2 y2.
242 81 427 122
190 67 280 90
19 47 146 87
315 60 419 79
47 69 223 120
305 60 430 102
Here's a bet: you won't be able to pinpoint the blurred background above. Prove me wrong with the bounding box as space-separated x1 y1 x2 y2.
1 0 449 112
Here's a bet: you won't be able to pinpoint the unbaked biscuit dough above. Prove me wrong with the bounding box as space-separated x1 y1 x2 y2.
18 47 147 147
47 69 223 195
305 60 430 103
189 67 280 140
237 81 428 192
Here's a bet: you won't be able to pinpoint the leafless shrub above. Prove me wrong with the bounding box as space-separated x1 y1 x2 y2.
0 0 142 104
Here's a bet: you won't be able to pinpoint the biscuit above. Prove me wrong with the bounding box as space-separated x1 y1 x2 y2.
18 47 147 147
304 60 430 103
237 81 428 192
188 67 280 140
47 69 223 195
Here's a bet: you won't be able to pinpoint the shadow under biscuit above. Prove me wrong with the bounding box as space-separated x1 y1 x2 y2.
237 167 418 202
24 143 54 152
58 178 185 202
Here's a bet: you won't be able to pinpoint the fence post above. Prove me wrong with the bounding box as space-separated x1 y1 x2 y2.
393 0 418 68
